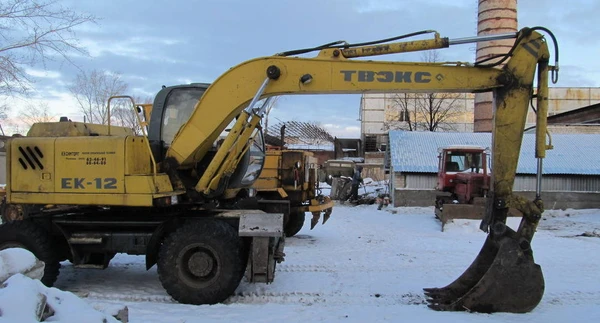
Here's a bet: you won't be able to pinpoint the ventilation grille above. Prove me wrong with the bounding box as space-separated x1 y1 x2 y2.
17 146 44 170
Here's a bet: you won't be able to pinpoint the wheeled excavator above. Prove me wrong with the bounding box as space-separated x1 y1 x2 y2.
0 26 558 312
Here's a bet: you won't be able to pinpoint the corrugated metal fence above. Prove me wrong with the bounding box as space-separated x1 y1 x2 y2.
397 172 600 192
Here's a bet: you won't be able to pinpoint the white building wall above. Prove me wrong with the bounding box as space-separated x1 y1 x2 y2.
360 87 600 134
360 94 387 135
525 87 600 126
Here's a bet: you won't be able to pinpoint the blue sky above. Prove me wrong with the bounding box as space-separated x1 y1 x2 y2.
6 0 600 137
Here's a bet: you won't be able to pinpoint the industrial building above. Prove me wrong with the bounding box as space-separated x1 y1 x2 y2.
388 131 600 209
360 87 600 155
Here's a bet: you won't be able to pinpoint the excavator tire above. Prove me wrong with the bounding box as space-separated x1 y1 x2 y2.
157 219 245 305
284 211 305 237
0 220 61 286
238 237 251 281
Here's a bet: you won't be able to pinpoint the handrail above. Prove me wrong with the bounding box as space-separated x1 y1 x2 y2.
107 96 158 190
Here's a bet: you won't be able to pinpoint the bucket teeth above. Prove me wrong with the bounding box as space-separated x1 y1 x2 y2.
310 213 320 230
423 288 458 303
323 209 332 225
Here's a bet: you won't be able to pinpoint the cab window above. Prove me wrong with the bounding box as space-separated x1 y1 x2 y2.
161 88 205 146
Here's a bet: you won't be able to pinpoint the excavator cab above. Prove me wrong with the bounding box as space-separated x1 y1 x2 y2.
146 83 267 194
147 83 209 162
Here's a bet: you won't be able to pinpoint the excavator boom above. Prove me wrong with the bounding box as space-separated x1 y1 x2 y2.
167 29 551 196
163 27 556 312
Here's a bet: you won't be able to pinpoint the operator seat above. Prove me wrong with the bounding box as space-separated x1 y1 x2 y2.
446 161 460 172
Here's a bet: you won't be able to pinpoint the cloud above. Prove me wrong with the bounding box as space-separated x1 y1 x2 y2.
78 37 184 64
10 0 599 136
323 125 361 138
25 69 61 79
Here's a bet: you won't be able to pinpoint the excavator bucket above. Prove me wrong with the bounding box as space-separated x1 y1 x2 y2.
424 222 544 313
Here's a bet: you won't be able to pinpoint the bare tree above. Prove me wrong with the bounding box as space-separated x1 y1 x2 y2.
0 106 6 135
112 95 153 133
386 50 465 132
417 50 464 132
19 102 55 127
69 69 128 125
0 0 96 96
416 92 463 132
387 93 417 131
2 121 25 135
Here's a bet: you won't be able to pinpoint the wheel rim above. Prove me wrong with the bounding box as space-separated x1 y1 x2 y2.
178 243 220 288
3 205 23 222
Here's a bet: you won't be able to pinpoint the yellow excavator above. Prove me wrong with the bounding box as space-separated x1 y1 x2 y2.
0 26 557 312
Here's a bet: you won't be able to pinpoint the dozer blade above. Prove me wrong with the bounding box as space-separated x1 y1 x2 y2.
424 223 544 313
437 203 485 232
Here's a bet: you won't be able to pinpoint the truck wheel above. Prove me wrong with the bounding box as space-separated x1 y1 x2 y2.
0 220 60 286
284 211 305 237
157 220 245 305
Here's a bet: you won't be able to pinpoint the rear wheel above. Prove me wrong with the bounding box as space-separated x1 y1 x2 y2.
284 211 305 237
0 220 60 286
157 219 245 305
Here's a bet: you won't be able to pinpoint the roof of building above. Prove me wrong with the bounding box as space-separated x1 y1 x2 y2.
286 143 335 151
389 131 600 175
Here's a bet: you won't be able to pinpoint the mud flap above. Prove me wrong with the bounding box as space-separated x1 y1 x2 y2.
238 213 285 283
424 222 544 313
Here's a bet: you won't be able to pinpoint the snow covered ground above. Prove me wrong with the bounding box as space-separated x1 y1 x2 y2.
45 202 600 323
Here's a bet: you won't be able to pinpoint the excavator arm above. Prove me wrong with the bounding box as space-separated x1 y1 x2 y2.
165 27 557 313
167 28 551 197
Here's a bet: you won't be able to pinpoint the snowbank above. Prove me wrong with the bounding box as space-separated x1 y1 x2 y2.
0 248 44 282
0 248 120 323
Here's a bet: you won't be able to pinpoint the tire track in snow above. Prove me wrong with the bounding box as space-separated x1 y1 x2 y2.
76 291 176 304
543 291 600 306
76 288 600 308
225 291 428 306
275 263 413 273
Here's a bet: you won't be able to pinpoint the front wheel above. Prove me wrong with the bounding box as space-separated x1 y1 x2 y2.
0 220 60 286
157 220 245 305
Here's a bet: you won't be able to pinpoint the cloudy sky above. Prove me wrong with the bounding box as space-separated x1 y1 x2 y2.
5 0 600 137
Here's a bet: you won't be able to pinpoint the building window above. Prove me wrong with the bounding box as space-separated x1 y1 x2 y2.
365 135 377 152
399 109 409 122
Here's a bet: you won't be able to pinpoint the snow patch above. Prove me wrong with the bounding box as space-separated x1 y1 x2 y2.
0 249 119 323
0 248 44 282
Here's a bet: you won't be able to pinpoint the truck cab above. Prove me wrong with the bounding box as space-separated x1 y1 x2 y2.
437 145 490 204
